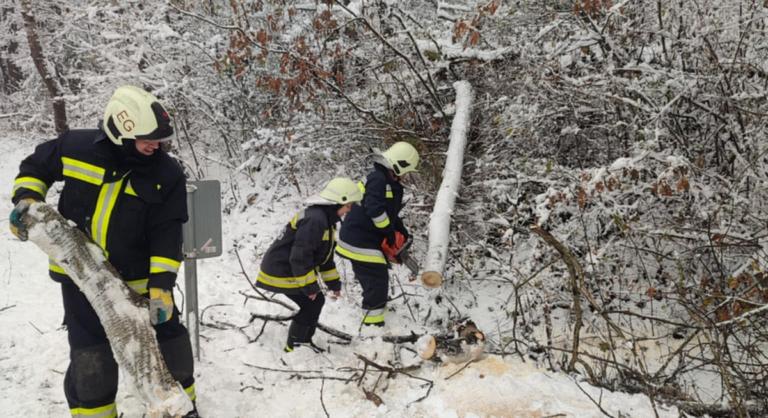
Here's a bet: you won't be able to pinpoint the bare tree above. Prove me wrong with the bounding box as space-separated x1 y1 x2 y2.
19 0 67 133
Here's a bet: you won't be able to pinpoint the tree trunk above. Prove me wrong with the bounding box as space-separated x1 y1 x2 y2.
19 0 68 134
421 80 474 288
22 202 193 417
0 5 24 94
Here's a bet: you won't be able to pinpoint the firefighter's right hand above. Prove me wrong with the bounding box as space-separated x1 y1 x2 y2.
9 198 37 241
385 230 397 247
149 288 174 325
381 231 406 263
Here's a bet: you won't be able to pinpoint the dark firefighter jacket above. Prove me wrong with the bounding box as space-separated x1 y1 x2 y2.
11 128 187 294
257 205 342 296
337 162 407 265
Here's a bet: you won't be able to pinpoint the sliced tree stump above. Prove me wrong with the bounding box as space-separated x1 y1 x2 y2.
417 319 486 363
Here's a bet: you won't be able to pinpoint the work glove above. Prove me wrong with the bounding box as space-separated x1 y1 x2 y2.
149 288 174 325
385 229 397 247
9 198 37 241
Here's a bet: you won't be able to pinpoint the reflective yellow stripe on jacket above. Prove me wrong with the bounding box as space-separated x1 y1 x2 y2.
257 270 318 289
124 180 138 196
357 181 393 198
91 179 124 248
61 157 105 186
320 268 340 282
12 176 48 198
126 278 149 295
335 238 387 264
358 181 391 228
49 259 67 275
150 256 181 274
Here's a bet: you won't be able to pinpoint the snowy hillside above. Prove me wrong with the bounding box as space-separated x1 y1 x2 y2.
0 134 677 417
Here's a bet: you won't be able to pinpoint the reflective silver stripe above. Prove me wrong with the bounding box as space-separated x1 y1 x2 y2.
363 307 386 324
365 307 385 317
150 256 181 274
126 278 149 295
124 180 138 196
12 176 48 197
258 270 318 289
61 157 105 185
320 268 340 281
91 180 123 248
385 184 393 198
372 212 390 228
335 238 387 264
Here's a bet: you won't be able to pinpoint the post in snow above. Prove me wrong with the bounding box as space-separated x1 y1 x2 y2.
421 80 474 288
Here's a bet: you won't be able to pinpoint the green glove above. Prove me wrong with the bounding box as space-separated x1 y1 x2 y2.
9 198 37 241
149 288 174 325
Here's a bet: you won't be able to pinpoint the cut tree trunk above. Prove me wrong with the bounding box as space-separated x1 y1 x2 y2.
22 202 192 417
421 80 474 288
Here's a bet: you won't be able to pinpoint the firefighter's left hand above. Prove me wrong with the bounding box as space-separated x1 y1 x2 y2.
149 288 174 325
9 198 37 241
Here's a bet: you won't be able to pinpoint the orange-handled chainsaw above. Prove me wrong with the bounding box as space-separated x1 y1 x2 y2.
381 231 419 276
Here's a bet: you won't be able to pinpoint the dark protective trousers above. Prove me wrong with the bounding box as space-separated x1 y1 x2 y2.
351 260 389 324
61 282 195 411
285 293 325 348
285 292 326 328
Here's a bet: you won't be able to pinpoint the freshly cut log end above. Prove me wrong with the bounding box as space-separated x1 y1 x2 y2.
421 271 443 288
417 335 437 360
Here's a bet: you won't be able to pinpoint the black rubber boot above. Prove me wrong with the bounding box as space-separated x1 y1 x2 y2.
285 321 313 352
183 407 201 417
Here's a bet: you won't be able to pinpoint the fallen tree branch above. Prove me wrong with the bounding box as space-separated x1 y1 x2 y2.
531 225 626 338
530 224 585 372
355 353 434 404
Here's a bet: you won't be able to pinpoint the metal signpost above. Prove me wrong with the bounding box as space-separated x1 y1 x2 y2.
182 180 222 359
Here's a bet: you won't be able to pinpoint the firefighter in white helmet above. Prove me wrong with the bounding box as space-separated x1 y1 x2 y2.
9 85 200 417
336 142 419 327
257 177 363 352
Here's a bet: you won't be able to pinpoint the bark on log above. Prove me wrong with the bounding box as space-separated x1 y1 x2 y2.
421 80 474 288
22 203 192 417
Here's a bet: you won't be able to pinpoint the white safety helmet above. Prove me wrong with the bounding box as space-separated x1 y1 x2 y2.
318 177 363 205
381 141 419 175
102 85 174 145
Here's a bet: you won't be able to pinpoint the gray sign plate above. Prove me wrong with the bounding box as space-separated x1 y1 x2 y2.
182 180 222 259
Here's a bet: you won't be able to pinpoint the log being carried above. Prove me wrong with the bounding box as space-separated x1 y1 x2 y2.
22 202 192 416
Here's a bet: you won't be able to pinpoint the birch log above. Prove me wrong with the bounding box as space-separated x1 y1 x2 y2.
22 202 193 417
421 81 474 288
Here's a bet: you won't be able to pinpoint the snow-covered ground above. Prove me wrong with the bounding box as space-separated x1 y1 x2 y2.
0 134 679 417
